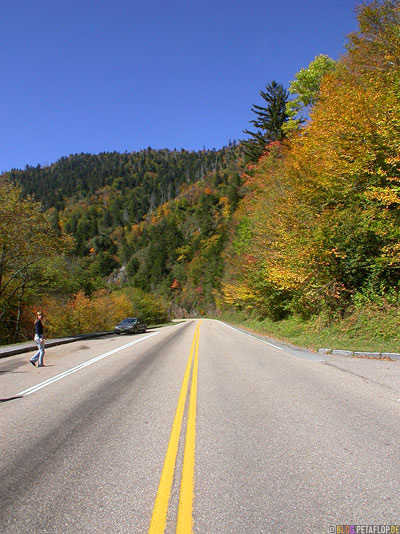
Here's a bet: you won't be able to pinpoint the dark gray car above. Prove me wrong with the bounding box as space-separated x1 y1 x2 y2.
114 317 146 335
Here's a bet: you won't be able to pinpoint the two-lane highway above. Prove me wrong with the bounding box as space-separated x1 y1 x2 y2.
0 319 399 533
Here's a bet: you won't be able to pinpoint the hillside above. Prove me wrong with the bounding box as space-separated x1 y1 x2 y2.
5 145 241 213
4 144 245 316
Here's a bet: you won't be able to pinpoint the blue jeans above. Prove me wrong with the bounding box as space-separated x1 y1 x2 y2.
31 335 45 365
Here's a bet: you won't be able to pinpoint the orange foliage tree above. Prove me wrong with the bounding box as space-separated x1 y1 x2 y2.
222 0 400 319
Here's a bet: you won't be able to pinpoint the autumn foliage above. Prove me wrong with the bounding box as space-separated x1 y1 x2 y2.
222 0 400 319
2 1 399 342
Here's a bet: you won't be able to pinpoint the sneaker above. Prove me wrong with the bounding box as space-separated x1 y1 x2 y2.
30 360 36 367
38 364 46 367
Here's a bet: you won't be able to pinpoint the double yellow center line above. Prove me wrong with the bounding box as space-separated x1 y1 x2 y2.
148 321 201 534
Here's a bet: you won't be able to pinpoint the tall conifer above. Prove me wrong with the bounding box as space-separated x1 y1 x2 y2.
243 80 289 163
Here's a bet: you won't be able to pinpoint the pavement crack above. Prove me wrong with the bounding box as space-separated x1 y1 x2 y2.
323 360 399 396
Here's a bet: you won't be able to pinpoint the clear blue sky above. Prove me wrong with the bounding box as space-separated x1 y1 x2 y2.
1 0 360 172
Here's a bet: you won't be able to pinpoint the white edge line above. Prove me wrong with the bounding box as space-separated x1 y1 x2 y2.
17 332 159 397
217 320 283 350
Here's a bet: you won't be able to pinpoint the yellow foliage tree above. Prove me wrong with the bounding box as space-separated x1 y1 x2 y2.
223 0 400 318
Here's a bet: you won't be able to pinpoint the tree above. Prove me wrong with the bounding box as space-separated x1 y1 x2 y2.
224 0 400 319
345 0 400 73
0 182 73 341
243 81 289 163
283 54 336 133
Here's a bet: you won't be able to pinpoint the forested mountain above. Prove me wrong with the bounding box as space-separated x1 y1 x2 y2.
2 144 245 336
6 145 240 214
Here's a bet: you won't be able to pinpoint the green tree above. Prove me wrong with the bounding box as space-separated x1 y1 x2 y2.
0 182 73 342
243 80 289 163
283 54 336 133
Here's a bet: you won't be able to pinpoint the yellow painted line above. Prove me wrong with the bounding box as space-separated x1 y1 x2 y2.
176 321 200 534
148 322 201 534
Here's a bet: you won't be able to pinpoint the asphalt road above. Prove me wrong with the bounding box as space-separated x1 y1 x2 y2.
0 319 399 533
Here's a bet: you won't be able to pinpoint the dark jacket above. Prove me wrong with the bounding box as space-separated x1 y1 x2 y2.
35 319 43 337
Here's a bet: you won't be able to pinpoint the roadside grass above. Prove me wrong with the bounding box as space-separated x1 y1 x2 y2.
217 305 400 354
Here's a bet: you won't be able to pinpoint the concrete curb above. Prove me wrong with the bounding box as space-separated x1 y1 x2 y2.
0 332 113 359
318 348 400 360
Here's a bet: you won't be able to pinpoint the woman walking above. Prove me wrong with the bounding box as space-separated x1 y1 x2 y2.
30 311 45 367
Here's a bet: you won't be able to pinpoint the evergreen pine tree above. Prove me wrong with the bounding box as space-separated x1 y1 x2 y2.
243 80 289 163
